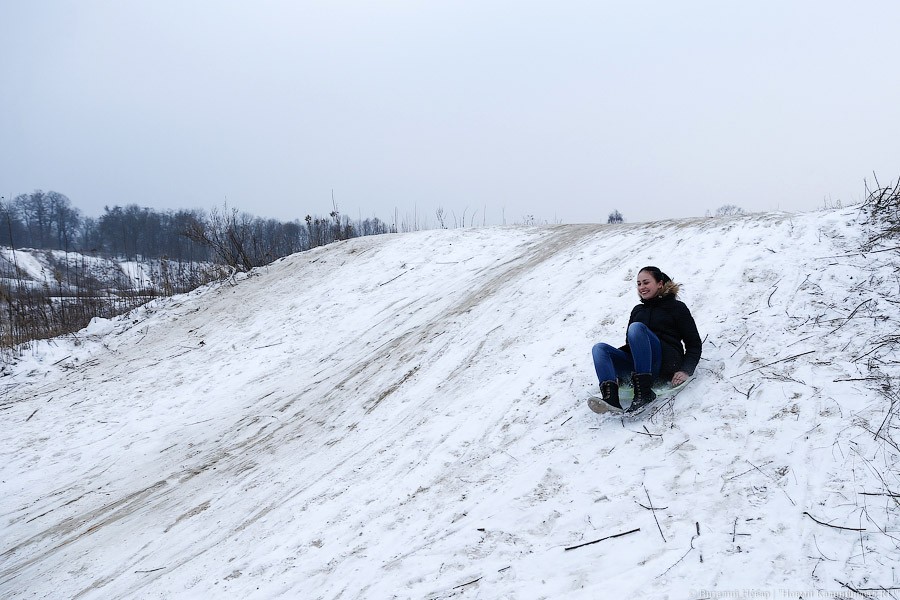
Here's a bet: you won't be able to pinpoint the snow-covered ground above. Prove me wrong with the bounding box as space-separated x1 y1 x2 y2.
2 208 898 599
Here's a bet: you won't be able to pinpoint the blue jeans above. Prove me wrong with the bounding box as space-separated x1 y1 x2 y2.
592 322 662 384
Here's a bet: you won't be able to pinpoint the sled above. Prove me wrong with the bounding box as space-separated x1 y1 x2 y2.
587 377 694 416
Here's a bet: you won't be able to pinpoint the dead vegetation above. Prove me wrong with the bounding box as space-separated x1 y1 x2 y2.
0 250 226 362
849 175 900 566
861 175 900 251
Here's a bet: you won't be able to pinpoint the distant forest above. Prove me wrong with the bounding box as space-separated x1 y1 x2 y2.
0 190 392 269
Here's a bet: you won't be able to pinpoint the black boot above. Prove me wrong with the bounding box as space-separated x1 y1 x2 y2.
628 373 656 412
600 380 621 409
588 380 622 413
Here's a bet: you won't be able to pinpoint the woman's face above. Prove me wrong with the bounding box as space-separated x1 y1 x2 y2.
637 270 664 300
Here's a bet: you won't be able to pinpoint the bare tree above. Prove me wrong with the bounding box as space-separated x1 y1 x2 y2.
14 191 50 248
715 204 745 217
183 204 260 271
1 197 26 248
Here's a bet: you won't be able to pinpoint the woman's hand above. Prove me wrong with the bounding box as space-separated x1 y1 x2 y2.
671 371 689 386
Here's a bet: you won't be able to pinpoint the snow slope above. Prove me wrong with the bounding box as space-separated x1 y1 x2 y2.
2 208 898 599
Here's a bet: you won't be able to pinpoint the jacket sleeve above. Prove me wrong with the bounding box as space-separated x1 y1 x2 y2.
676 302 702 375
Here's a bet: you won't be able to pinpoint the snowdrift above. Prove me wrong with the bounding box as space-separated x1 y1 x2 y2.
2 208 898 599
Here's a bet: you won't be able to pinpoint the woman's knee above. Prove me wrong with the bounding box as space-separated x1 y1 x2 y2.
627 322 651 336
592 342 615 358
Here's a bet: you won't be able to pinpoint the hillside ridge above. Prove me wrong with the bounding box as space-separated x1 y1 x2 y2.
2 208 898 599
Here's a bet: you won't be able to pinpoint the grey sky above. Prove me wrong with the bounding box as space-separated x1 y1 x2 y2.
2 1 899 226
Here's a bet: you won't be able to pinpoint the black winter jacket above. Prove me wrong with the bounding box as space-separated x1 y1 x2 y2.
621 284 702 380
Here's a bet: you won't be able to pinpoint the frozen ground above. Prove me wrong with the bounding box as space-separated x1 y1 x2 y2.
2 208 898 599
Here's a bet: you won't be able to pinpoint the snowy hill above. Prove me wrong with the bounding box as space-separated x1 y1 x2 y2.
2 208 898 599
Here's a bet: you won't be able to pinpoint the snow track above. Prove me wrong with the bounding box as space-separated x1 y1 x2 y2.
2 208 898 598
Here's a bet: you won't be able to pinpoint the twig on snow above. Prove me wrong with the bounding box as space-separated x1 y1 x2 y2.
785 335 815 348
453 576 482 589
725 460 773 482
803 511 866 532
731 518 752 543
853 335 900 362
859 491 900 498
667 439 690 455
644 486 666 543
730 332 755 358
857 422 900 454
501 450 519 463
729 381 755 399
830 298 875 334
564 527 640 551
725 467 756 482
378 271 409 287
647 396 676 421
733 350 816 377
856 586 900 595
657 535 698 578
746 460 772 479
812 534 837 562
627 426 662 438
745 460 796 506
835 579 876 599
817 246 900 258
253 341 284 350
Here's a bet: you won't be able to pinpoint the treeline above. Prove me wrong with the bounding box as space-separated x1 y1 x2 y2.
1 190 392 357
1 190 393 268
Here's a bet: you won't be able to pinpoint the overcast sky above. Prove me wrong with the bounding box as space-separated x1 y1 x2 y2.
2 1 899 226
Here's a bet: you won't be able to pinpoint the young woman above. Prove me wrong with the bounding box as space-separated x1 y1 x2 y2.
591 266 702 412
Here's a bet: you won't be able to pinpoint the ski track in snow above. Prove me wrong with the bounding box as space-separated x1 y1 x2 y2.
2 208 899 599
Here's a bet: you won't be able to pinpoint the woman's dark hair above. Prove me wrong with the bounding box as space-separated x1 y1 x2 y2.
639 266 671 284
